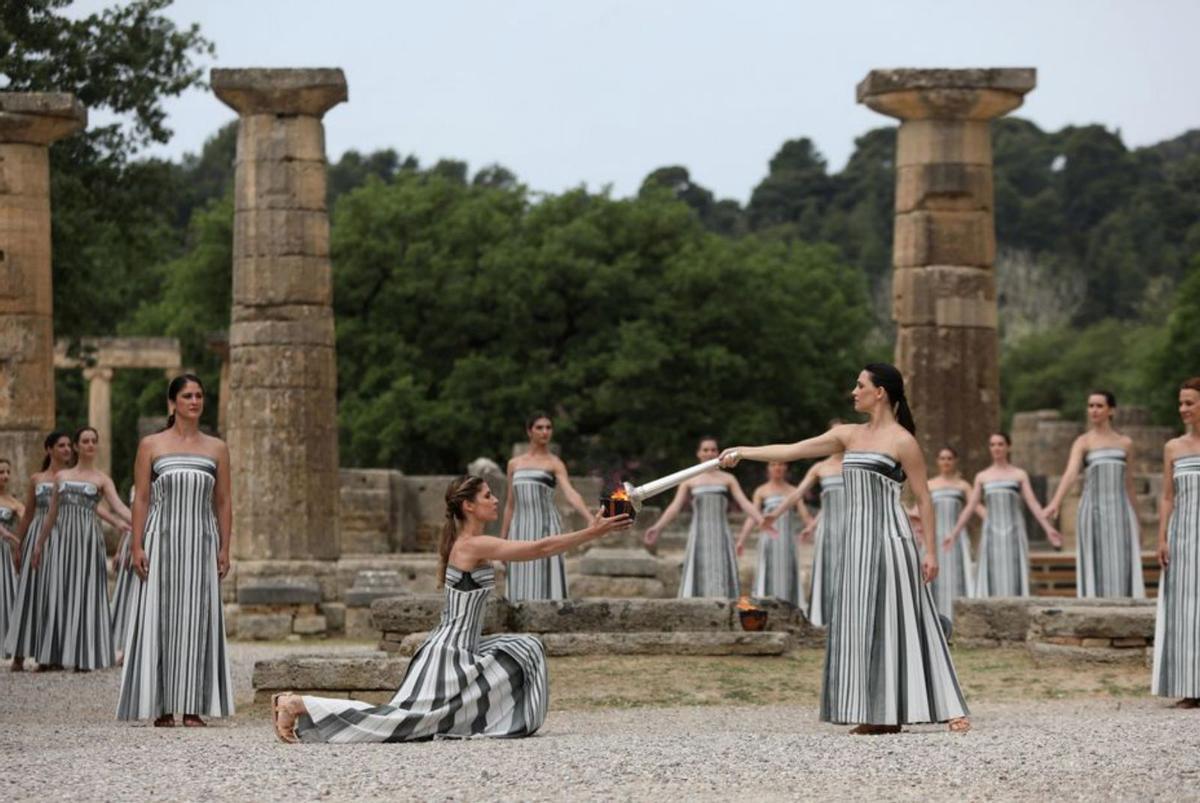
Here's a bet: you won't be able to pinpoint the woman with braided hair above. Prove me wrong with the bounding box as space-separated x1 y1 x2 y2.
270 474 631 743
721 364 970 735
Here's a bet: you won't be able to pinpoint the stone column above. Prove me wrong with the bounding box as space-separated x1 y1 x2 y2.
857 69 1035 474
0 94 86 489
83 365 114 475
212 69 346 563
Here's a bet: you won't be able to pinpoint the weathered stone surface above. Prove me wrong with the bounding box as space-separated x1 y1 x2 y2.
213 69 348 117
953 598 1036 645
857 69 1035 121
1029 606 1156 641
895 162 993 213
344 570 408 606
319 602 346 633
292 614 328 635
0 93 87 144
339 469 403 554
372 594 511 635
509 598 734 634
894 119 994 168
568 576 667 598
252 652 407 691
237 612 294 641
892 265 996 327
578 547 660 577
235 561 340 601
392 630 792 657
1027 641 1148 667
345 607 376 639
893 210 995 268
237 576 322 605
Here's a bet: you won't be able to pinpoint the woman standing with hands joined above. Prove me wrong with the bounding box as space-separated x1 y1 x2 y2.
1043 391 1144 598
501 412 594 601
945 434 1062 597
118 374 234 727
32 427 132 671
735 461 804 607
1151 378 1200 708
646 436 765 599
721 364 969 734
924 447 981 622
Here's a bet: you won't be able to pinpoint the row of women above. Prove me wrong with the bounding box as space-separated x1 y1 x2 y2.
1 374 234 727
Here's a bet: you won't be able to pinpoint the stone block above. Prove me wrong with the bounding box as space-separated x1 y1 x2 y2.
252 652 408 691
893 209 995 268
235 157 327 213
231 253 332 307
0 92 88 144
392 631 792 658
345 606 377 639
892 265 996 328
0 143 49 197
234 207 330 259
895 162 993 213
568 576 667 598
236 612 294 641
509 598 734 634
319 602 346 633
344 570 409 606
293 614 328 635
1027 641 1147 667
339 469 397 554
237 576 322 605
371 594 511 635
1029 606 1156 641
578 547 660 577
1112 637 1148 648
953 598 1034 644
214 68 348 118
223 603 240 638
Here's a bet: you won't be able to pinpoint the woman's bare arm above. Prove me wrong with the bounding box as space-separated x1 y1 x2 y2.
722 426 851 466
554 458 593 524
1158 441 1175 569
499 460 517 540
1020 470 1062 547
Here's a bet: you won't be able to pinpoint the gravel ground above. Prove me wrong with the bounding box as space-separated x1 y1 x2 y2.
2 643 1198 802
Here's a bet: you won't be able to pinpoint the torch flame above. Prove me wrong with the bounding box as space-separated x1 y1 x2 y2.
610 486 630 501
735 595 757 612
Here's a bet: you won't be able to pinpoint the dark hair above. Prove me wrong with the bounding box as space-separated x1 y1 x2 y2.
697 435 719 450
864 363 915 435
1088 390 1117 408
41 430 71 471
163 373 205 431
73 426 99 445
1182 377 1200 394
0 457 10 468
990 431 1012 446
438 475 488 587
525 410 552 432
938 445 958 458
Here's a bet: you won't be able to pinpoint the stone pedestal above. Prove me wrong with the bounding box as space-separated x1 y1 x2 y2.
0 93 86 489
212 68 346 563
857 69 1035 474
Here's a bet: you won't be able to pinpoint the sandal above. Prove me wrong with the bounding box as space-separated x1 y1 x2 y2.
948 717 971 733
153 715 175 728
272 692 299 744
1172 698 1200 709
850 724 902 735
182 715 206 727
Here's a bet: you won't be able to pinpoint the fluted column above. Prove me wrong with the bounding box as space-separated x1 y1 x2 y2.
857 69 1035 473
0 93 86 489
83 366 114 475
212 69 346 561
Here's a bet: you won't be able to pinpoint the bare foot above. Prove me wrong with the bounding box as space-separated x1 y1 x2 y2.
153 715 175 727
272 692 300 743
948 717 971 733
1172 698 1200 709
182 715 206 727
850 724 902 735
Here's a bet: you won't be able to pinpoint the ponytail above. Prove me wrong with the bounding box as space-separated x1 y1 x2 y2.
438 509 458 589
438 475 487 587
864 362 916 436
895 396 916 436
163 412 176 431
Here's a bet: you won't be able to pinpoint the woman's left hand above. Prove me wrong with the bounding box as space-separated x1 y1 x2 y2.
217 548 231 579
718 448 742 469
921 552 939 584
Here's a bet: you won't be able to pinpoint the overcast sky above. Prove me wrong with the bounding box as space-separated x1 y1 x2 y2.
72 0 1200 202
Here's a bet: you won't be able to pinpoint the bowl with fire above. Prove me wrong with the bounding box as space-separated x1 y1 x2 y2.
600 485 636 521
735 596 768 632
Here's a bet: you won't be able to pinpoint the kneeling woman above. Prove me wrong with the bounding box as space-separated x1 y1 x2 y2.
272 475 631 743
722 364 969 734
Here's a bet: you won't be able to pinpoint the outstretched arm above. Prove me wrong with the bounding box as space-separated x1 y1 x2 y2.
721 426 851 467
767 465 818 529
1045 436 1086 520
554 459 594 525
945 478 985 549
499 460 516 540
1020 471 1062 548
95 501 129 532
461 513 632 564
728 477 765 528
643 484 691 547
99 476 132 524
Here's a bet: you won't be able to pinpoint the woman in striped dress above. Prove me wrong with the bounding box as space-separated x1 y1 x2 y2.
31 427 131 671
0 458 26 647
1044 391 1144 598
645 437 765 599
500 411 593 601
735 461 805 607
927 447 980 622
722 364 969 734
1151 377 1200 708
118 374 234 727
947 434 1062 597
4 431 74 670
770 453 845 627
109 488 137 664
270 474 632 743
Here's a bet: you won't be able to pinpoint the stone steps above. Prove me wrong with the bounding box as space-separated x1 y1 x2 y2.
386 631 792 657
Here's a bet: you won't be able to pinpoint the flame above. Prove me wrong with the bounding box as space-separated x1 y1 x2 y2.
735 595 757 612
610 486 629 501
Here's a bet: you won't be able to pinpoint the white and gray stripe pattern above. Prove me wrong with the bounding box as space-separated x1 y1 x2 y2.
930 488 975 621
1077 449 1145 598
678 485 740 599
36 481 113 670
808 475 845 627
820 452 968 726
0 506 17 645
505 469 568 602
297 565 548 742
753 495 802 607
3 484 53 660
975 480 1030 597
118 455 233 720
109 530 136 652
1152 454 1200 698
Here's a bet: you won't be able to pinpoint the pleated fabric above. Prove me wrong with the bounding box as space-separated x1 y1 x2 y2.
109 530 136 653
0 506 18 646
820 452 968 726
930 488 975 622
3 484 53 660
1152 454 1200 698
808 475 845 627
505 469 568 602
117 455 233 720
35 481 112 669
1077 448 1145 598
975 481 1030 597
678 485 740 599
753 495 802 607
297 565 548 742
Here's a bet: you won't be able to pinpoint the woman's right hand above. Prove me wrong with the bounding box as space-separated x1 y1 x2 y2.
942 534 956 551
642 525 662 547
31 544 43 571
1043 501 1060 522
591 511 633 537
718 448 742 469
131 546 149 580
799 520 817 542
1158 539 1170 569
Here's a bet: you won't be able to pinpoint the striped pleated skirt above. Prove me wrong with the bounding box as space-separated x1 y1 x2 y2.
930 489 975 622
505 470 568 602
0 507 17 645
975 482 1030 597
753 495 802 607
1077 449 1145 598
109 530 137 651
3 484 52 660
808 476 845 627
678 485 739 599
1152 455 1200 698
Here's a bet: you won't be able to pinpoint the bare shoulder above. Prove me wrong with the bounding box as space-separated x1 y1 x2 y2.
1164 437 1184 459
958 478 974 495
1014 466 1032 483
1118 433 1134 451
506 454 526 473
830 423 861 446
200 432 227 459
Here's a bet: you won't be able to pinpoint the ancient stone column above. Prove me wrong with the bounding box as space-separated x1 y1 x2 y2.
83 365 113 475
857 69 1035 474
212 69 346 562
0 93 86 489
